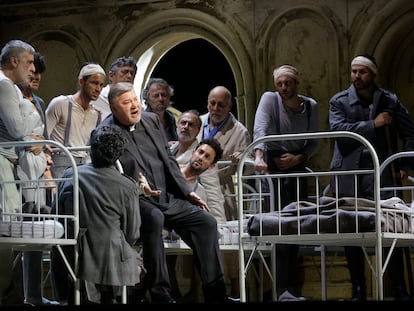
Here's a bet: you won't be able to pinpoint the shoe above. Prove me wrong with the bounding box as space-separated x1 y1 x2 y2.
24 297 61 306
170 288 183 300
277 290 306 302
127 287 149 304
41 297 60 305
351 285 366 301
203 296 241 304
58 300 68 306
153 298 176 304
393 286 411 301
151 294 176 304
223 296 240 303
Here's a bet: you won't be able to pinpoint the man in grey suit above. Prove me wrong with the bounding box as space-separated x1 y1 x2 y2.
58 124 142 304
100 82 237 304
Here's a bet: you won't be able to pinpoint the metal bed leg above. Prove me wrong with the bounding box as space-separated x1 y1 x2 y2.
315 245 327 300
404 247 414 296
121 285 127 304
272 244 277 301
259 259 264 300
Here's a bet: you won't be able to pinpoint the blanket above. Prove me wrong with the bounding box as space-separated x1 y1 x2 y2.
0 220 64 239
247 196 411 236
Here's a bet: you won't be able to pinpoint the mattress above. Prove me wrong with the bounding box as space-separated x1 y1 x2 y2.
247 196 412 236
218 219 249 245
0 219 65 239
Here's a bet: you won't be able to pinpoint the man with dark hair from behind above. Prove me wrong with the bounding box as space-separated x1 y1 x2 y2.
58 124 142 304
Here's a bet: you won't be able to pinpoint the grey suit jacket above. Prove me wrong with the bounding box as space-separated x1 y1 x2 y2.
59 163 142 286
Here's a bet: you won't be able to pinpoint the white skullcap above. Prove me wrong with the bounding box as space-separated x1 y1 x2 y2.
78 64 106 80
351 56 377 75
273 64 299 82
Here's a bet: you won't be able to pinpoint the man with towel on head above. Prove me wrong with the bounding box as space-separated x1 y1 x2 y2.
253 64 318 301
46 62 106 179
45 62 106 305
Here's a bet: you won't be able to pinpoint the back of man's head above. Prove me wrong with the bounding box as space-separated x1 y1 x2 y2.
90 125 126 168
34 52 46 74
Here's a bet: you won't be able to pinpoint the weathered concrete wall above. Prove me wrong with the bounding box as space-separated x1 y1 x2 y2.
1 0 413 173
1 1 413 300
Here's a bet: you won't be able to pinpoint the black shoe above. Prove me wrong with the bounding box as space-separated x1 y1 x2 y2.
170 288 183 300
203 278 237 303
127 288 149 304
351 285 366 301
393 286 411 301
151 294 176 304
205 296 241 304
223 296 241 303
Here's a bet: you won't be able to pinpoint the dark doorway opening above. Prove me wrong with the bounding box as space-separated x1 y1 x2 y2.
151 38 237 116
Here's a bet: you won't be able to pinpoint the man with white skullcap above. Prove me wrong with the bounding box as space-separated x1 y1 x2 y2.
329 53 414 301
253 64 319 301
45 62 106 304
46 62 106 177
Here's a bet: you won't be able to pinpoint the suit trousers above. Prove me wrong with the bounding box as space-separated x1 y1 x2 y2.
138 196 224 300
23 251 43 303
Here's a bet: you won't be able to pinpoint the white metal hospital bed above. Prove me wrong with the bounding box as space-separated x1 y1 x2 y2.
236 131 414 302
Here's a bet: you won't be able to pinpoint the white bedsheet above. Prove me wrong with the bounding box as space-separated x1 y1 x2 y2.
0 220 64 239
218 219 249 245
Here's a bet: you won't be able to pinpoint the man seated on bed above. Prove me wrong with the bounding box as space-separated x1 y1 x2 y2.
58 124 142 304
168 109 226 301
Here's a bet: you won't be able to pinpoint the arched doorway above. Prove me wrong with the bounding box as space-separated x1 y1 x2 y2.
149 38 237 116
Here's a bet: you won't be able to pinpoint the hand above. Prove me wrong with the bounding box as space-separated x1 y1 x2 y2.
138 172 161 197
400 170 408 180
374 112 392 128
25 135 45 155
274 153 302 170
229 151 242 163
188 192 209 211
168 140 177 147
254 157 268 174
254 149 268 173
44 153 54 172
26 144 44 156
